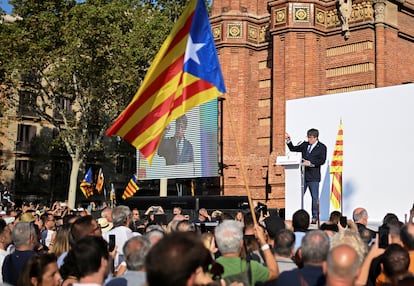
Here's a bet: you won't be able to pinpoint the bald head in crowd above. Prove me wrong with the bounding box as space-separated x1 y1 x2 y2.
324 244 361 286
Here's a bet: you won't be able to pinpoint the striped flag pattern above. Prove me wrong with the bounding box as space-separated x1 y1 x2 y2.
122 175 139 200
106 0 226 164
80 167 94 198
330 122 343 210
96 168 104 194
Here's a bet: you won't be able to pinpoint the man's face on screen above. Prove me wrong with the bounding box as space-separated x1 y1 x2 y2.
307 135 317 144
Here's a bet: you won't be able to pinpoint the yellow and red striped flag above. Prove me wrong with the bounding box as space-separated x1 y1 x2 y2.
330 122 343 210
122 175 139 200
95 168 104 194
106 0 226 164
80 167 94 198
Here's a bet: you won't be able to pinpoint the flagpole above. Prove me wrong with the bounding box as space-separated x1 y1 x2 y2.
225 94 257 225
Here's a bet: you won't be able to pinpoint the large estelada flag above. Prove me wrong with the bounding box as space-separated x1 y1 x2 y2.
106 0 226 163
80 167 94 198
122 175 139 200
330 121 343 210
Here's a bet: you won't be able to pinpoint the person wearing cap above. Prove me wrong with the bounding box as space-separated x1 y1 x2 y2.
98 217 113 233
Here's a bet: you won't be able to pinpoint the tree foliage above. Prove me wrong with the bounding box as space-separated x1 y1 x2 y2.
0 0 191 205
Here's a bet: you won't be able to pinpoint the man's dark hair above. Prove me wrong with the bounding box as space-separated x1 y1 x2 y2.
0 218 7 234
292 209 310 232
307 128 319 138
274 229 295 257
62 236 109 279
382 244 410 279
69 215 96 245
146 232 213 286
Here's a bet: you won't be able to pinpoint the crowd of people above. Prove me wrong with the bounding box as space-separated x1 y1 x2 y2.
0 200 413 286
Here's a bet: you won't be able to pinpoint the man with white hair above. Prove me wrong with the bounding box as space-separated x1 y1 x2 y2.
103 205 139 269
214 220 279 285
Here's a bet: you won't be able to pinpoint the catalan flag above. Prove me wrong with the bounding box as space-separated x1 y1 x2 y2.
122 175 139 200
330 122 343 210
106 0 226 164
80 167 94 198
96 168 104 194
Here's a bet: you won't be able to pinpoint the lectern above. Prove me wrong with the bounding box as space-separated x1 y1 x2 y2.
276 152 304 220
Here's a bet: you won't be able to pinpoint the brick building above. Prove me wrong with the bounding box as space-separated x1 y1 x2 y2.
211 0 414 209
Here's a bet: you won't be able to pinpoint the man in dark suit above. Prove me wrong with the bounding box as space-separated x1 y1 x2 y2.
158 115 194 165
286 128 327 224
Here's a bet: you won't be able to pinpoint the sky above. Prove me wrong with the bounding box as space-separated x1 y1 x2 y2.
1 0 13 14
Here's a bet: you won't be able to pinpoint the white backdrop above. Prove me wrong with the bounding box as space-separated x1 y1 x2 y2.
285 84 414 224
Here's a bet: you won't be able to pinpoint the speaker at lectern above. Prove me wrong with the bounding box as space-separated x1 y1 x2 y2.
276 152 304 221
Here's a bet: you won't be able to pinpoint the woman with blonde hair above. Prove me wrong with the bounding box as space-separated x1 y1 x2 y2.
48 223 71 263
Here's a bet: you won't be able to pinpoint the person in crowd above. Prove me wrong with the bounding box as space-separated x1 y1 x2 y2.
61 236 110 286
264 214 286 249
173 207 182 215
368 218 403 286
320 211 341 235
235 211 244 223
144 227 164 246
146 232 219 286
324 244 362 286
106 236 151 286
292 209 311 251
381 244 411 285
98 217 113 233
214 220 279 285
276 230 329 286
193 208 214 223
243 212 266 265
130 208 144 233
58 215 102 268
2 222 37 285
103 205 140 270
0 218 12 283
330 229 368 266
352 207 375 243
48 223 71 264
286 129 327 224
41 213 56 248
176 220 197 232
101 207 113 224
17 253 61 286
273 229 297 273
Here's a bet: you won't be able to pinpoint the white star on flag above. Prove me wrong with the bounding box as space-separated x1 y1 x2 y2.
184 36 205 65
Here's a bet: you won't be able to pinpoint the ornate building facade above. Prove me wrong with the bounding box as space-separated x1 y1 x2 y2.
211 0 414 208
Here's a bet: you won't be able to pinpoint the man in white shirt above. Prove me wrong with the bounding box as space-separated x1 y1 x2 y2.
103 205 139 269
0 219 12 283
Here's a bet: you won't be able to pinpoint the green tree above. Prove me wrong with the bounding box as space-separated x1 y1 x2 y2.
0 0 179 207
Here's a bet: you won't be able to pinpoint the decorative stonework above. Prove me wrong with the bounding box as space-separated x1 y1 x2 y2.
259 26 268 43
293 5 310 23
316 9 326 26
327 84 375 94
248 25 258 42
227 23 242 39
212 24 221 41
326 41 373 56
326 62 374 77
275 8 287 25
323 2 374 28
373 0 386 22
